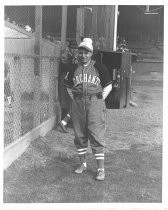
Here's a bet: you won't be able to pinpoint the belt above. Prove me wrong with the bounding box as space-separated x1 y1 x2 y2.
73 92 103 100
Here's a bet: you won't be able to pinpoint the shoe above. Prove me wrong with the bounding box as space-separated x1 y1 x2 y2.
59 122 68 133
96 169 105 181
75 164 87 174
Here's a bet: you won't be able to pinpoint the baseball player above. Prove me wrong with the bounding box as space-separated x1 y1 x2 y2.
64 38 112 181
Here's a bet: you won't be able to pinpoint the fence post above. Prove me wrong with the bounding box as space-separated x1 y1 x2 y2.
49 57 54 117
13 55 21 140
54 58 60 104
104 5 118 51
33 6 42 127
61 6 68 51
92 6 98 43
54 57 61 125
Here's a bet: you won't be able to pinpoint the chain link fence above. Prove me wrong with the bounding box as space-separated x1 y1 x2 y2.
4 53 60 147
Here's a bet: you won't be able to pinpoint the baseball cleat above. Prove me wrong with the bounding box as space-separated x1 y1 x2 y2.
95 169 105 181
75 164 87 174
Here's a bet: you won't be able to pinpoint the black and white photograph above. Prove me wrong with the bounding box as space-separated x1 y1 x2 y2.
1 1 168 209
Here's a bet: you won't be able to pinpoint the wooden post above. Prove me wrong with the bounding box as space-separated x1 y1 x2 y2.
104 6 110 50
54 58 61 124
34 6 42 127
13 56 21 140
105 5 118 51
49 58 54 117
92 5 98 44
113 5 118 51
61 6 68 51
76 7 84 44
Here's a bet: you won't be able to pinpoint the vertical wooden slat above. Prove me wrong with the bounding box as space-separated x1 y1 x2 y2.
92 5 98 43
104 5 118 51
13 56 21 140
55 59 59 102
113 5 118 51
49 57 54 117
61 6 68 51
33 6 42 127
76 7 84 44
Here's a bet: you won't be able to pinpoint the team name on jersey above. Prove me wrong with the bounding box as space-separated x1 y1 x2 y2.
73 74 100 87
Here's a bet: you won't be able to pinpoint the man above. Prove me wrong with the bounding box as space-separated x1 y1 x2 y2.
64 38 112 181
58 40 78 133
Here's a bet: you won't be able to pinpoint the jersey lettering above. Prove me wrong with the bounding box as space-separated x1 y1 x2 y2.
73 73 100 87
83 74 87 82
88 75 92 83
95 77 101 86
79 74 83 83
91 75 96 84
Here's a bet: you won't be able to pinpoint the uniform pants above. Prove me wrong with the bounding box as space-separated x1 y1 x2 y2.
71 96 106 156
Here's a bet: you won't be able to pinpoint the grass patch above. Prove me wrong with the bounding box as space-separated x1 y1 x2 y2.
4 146 162 203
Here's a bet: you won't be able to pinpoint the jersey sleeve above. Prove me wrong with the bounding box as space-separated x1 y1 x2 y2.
94 62 112 88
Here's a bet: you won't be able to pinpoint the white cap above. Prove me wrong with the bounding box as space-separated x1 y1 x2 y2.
78 38 93 52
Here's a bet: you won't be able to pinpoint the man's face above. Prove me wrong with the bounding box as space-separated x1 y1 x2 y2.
78 48 93 65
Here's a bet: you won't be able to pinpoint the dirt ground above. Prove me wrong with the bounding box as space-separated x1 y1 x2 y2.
3 62 163 203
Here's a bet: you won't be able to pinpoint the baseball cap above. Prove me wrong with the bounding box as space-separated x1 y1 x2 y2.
78 38 93 52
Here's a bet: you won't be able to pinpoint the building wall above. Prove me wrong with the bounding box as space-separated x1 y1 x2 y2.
118 5 164 42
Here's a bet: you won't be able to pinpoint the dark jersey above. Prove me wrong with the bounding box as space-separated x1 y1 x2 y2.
64 60 112 95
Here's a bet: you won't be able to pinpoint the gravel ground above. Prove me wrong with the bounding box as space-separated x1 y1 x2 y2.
3 62 163 203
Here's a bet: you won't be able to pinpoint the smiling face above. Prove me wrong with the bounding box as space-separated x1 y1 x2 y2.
78 48 93 65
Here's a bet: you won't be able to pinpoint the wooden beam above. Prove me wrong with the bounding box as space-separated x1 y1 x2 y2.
105 5 118 51
34 6 42 127
13 56 21 140
113 5 118 51
92 5 98 43
76 7 85 44
61 6 68 51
